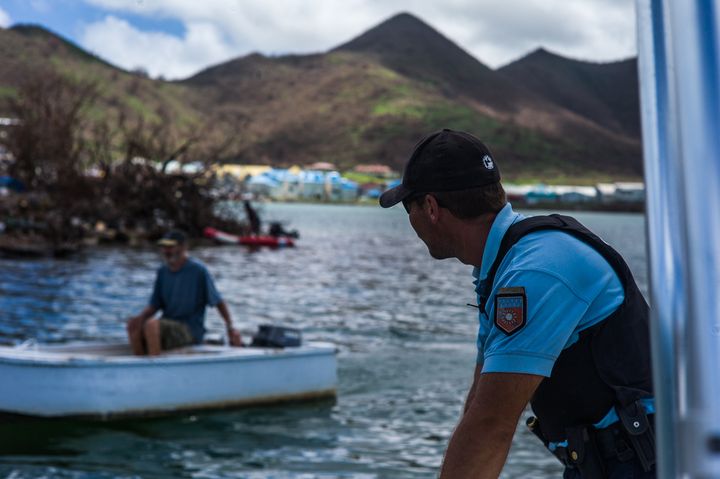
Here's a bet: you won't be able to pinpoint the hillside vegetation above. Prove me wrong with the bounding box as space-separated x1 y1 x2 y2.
0 13 644 183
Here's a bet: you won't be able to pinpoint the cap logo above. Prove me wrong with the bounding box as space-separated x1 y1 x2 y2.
483 155 495 170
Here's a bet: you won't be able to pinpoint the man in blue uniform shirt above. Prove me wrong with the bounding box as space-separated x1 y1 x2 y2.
126 230 242 355
380 129 655 478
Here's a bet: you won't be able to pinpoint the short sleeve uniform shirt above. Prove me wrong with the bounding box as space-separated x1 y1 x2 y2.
473 204 625 377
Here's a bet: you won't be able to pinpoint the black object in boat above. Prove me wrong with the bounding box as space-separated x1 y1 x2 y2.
251 325 302 348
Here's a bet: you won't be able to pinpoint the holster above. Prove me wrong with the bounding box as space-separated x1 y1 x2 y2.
566 425 608 479
526 416 567 465
616 400 656 472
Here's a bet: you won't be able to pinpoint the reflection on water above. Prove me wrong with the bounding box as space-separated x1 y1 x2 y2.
0 203 646 478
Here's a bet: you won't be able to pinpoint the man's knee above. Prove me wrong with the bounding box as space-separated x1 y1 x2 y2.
127 322 137 335
127 316 144 334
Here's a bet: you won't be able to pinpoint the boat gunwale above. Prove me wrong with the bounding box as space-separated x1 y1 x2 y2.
0 341 337 368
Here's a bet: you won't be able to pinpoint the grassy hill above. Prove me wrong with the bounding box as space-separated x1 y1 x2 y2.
0 15 644 183
0 24 202 130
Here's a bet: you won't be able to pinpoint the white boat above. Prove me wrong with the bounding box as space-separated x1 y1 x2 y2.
0 341 337 418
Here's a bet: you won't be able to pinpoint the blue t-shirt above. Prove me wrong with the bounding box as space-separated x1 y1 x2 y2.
150 257 223 343
473 204 654 429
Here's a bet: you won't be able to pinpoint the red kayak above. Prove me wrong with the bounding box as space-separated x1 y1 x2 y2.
203 227 295 248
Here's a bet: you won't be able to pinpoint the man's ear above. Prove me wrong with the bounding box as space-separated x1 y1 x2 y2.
425 194 441 224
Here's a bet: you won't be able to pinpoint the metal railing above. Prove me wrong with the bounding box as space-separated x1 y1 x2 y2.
636 0 720 477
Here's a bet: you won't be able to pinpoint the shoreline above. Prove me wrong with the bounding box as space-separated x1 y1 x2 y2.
259 198 646 214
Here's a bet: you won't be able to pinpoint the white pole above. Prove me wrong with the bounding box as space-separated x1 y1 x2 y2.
636 0 720 477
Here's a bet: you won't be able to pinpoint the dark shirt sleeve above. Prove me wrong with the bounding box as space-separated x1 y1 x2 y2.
204 269 223 307
150 269 164 309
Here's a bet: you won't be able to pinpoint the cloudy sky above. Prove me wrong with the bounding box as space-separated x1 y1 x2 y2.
0 0 637 79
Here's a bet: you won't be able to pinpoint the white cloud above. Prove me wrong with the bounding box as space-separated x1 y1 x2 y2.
81 15 236 79
0 6 11 28
80 0 637 78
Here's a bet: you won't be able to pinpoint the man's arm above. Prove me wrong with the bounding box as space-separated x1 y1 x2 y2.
440 372 543 479
217 301 242 346
463 363 483 415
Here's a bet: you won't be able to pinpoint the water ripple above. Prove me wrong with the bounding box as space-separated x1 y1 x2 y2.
0 203 646 478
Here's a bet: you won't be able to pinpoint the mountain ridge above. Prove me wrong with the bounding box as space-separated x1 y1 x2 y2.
0 14 644 182
500 47 641 136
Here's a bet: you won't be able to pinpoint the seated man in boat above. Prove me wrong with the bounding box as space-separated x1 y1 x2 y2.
126 230 242 355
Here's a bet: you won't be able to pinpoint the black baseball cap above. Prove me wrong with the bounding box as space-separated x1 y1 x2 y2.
157 230 187 247
379 129 500 208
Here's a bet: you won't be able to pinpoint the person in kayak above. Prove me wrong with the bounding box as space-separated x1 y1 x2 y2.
379 129 655 478
126 230 242 355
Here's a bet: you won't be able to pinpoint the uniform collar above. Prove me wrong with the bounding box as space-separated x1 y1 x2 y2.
471 203 523 285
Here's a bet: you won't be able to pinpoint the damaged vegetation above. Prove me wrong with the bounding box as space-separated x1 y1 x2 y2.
0 66 245 256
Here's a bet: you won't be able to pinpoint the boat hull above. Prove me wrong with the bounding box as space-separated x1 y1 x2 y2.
0 342 337 418
204 227 295 248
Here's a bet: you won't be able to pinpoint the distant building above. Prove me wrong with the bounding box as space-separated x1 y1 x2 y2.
550 185 598 203
299 170 326 199
214 164 272 182
247 168 358 202
526 185 559 204
246 174 280 197
596 183 618 204
359 182 385 199
614 182 645 203
596 182 645 204
353 164 397 178
307 162 337 172
324 171 359 201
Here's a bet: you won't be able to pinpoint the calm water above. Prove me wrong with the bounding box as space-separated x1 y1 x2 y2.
0 203 647 479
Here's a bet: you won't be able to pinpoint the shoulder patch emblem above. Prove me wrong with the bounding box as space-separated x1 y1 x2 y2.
494 287 527 335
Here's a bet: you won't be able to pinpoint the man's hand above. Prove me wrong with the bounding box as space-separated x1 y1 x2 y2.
227 327 243 347
216 301 242 346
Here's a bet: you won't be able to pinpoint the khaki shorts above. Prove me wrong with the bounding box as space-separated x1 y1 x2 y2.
159 319 194 350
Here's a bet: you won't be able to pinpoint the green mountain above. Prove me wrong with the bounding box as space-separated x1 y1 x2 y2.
0 24 202 130
0 14 644 183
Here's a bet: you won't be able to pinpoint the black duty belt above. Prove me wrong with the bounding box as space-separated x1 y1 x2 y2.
527 410 656 478
590 420 640 462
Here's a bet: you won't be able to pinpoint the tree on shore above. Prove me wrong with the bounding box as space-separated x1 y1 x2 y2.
3 67 98 190
0 66 245 247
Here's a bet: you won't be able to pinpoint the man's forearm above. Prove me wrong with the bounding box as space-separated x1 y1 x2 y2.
463 364 483 415
440 410 516 479
440 372 543 479
217 301 233 328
